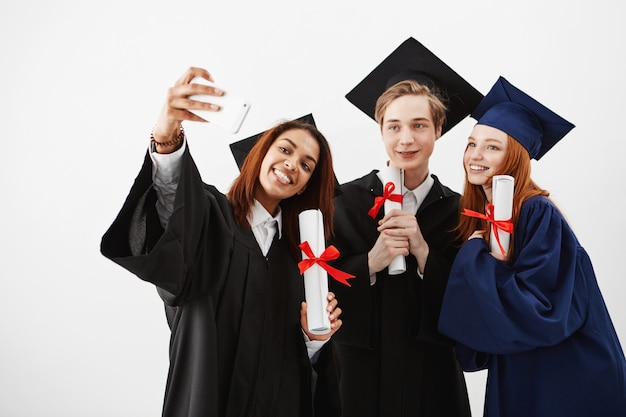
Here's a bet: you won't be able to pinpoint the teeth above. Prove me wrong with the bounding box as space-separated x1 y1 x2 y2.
470 165 487 171
274 169 292 184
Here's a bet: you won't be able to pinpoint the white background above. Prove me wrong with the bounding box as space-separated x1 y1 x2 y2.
2 0 624 415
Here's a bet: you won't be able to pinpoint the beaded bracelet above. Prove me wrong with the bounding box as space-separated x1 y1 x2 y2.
151 126 185 148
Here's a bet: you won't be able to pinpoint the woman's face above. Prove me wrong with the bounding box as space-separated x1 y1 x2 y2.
464 124 508 195
257 128 320 214
380 94 441 186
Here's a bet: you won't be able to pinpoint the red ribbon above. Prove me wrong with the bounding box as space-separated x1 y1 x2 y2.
298 241 355 287
367 182 403 218
461 203 514 256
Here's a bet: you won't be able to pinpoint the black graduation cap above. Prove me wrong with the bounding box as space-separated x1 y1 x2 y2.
229 114 342 195
345 37 483 134
229 114 316 169
471 76 575 160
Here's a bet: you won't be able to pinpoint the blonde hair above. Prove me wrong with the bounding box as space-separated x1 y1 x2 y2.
374 79 447 130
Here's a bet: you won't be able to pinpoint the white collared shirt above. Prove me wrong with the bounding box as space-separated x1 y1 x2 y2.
402 173 434 215
248 200 282 256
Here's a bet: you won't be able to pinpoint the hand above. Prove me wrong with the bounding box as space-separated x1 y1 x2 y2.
368 209 428 274
378 208 428 260
301 292 342 341
152 66 225 144
468 230 508 261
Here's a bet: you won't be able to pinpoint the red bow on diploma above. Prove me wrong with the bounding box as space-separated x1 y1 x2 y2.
298 241 355 287
461 203 514 256
367 182 403 218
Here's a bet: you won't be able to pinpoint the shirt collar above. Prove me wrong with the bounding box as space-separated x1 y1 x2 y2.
405 173 434 208
248 199 283 238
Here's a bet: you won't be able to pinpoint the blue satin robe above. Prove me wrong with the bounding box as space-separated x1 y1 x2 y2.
439 196 626 417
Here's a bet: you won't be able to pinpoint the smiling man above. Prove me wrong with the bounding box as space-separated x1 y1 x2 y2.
327 38 483 417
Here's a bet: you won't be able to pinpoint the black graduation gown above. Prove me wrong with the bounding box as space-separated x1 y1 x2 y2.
101 148 339 417
328 170 471 417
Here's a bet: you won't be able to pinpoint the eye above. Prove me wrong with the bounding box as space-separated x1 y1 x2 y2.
279 146 290 154
413 123 423 129
388 125 398 131
487 144 499 151
300 161 312 172
466 142 476 149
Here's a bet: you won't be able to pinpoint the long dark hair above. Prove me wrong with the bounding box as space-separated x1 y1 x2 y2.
227 120 336 260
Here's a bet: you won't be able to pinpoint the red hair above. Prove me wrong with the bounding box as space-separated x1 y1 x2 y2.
457 135 549 258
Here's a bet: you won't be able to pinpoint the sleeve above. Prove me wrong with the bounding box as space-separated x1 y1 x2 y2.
150 139 186 227
438 198 588 355
327 185 378 349
411 192 460 346
100 146 235 306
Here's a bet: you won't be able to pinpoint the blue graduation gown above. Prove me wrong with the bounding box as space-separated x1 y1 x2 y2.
439 195 626 417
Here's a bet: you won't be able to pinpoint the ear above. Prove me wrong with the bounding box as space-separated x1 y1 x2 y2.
435 124 443 140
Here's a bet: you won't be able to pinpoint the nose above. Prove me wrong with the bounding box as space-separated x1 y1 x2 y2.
398 129 414 145
284 157 296 171
466 146 482 160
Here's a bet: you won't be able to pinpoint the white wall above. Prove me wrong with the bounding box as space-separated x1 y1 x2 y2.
1 1 624 415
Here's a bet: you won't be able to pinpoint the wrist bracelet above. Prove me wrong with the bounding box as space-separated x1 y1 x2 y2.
151 126 184 148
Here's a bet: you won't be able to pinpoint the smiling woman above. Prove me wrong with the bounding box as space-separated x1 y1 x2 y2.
100 67 343 417
256 130 320 218
439 76 626 417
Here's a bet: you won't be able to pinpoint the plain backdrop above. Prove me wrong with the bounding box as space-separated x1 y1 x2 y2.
2 0 624 416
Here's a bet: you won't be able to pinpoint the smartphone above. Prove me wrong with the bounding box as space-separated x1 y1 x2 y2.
188 76 251 134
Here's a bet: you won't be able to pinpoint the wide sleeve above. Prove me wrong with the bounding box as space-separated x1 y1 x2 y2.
438 197 588 355
413 189 460 345
100 147 235 306
327 182 378 349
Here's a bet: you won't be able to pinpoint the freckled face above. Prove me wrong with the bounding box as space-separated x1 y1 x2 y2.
464 124 508 191
256 128 320 213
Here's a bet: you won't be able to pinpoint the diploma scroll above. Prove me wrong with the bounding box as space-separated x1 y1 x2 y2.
298 209 331 335
379 165 406 275
489 175 515 256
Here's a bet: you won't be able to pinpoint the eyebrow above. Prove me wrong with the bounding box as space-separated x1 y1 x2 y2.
467 137 506 147
384 117 431 124
281 138 318 165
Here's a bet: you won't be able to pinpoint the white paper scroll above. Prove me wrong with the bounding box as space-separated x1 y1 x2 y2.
298 208 331 335
489 175 515 256
378 164 406 275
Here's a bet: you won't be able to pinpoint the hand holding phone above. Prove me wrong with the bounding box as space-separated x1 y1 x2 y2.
188 76 251 134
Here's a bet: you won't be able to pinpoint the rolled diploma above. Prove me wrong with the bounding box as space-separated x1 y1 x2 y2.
378 165 406 275
298 208 331 334
489 175 515 255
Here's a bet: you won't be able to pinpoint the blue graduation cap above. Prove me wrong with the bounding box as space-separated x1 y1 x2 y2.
471 76 575 160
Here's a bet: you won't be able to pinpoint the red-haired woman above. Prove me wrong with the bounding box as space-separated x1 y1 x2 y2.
439 76 626 417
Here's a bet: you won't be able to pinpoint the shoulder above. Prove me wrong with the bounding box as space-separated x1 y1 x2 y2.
338 170 379 195
430 174 461 199
520 195 560 218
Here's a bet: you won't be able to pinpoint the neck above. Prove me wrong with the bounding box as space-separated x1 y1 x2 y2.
403 168 429 190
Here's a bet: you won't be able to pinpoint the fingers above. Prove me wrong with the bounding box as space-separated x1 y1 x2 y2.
154 67 224 135
174 66 214 86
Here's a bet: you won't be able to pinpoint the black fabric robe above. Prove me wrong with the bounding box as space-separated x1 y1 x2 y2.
101 148 339 417
328 170 471 417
